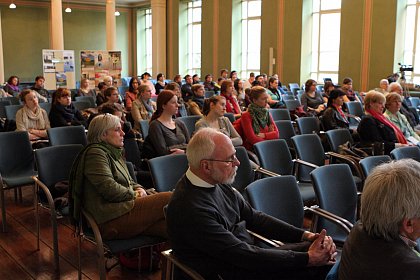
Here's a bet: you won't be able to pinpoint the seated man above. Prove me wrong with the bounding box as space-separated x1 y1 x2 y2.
339 159 420 280
167 127 336 280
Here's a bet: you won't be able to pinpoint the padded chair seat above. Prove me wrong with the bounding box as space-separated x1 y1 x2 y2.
2 173 37 187
297 182 316 202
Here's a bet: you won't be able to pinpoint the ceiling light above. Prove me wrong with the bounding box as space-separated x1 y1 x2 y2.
115 11 120 16
9 2 16 9
65 7 72 13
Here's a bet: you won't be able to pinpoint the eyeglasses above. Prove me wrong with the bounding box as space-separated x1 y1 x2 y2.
202 154 238 164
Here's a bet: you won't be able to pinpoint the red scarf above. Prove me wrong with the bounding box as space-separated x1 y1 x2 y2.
221 93 240 114
333 104 348 123
366 109 407 144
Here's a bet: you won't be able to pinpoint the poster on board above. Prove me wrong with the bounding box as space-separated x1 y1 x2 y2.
42 49 76 90
80 50 122 89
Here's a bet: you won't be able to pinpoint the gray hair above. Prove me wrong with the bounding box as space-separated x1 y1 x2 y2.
364 90 385 111
87 114 121 144
379 79 389 86
361 159 420 241
388 82 402 93
186 127 222 169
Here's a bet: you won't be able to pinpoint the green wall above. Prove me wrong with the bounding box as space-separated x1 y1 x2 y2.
261 0 279 75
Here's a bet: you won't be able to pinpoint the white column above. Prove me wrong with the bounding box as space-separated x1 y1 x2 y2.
51 0 64 49
151 0 166 75
106 0 117 50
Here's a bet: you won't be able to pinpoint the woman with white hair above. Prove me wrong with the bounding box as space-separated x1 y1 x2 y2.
69 114 171 240
339 159 420 279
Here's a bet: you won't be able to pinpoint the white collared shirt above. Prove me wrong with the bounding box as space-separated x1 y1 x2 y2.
186 168 215 188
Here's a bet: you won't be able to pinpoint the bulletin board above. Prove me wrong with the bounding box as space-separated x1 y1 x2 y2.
80 50 122 88
42 49 76 90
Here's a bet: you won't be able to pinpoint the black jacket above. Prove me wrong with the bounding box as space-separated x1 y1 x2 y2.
357 115 397 155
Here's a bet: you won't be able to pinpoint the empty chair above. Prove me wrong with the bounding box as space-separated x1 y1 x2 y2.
289 83 300 95
72 100 91 111
75 96 96 108
359 155 391 179
39 102 52 114
390 146 420 162
296 117 322 134
345 101 364 117
148 154 188 192
408 97 420 109
325 129 354 153
310 164 357 244
47 125 87 146
274 120 296 149
139 119 150 139
4 104 23 121
253 139 315 202
177 115 202 138
0 131 37 232
33 144 84 272
269 108 291 121
284 100 301 111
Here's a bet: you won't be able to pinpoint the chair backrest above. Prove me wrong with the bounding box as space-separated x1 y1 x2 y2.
139 119 150 139
296 117 320 134
177 115 202 138
0 100 11 119
123 138 143 170
47 126 87 146
148 154 188 192
5 104 23 120
125 161 137 183
325 129 354 153
204 91 215 98
292 134 325 182
289 83 300 92
0 131 35 177
316 85 324 93
281 94 295 101
39 102 52 114
224 113 235 123
0 96 19 105
232 146 255 195
408 97 420 108
75 96 96 108
345 101 364 117
390 146 420 162
34 144 83 189
274 120 296 147
269 108 291 121
246 176 303 228
254 139 294 175
72 101 91 111
359 155 391 179
310 164 357 241
284 100 301 111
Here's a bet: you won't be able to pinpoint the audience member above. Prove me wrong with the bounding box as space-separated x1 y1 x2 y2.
165 82 188 117
141 72 156 96
239 86 279 150
215 77 223 92
4 75 20 96
376 79 390 95
69 114 171 240
101 86 120 107
49 88 87 128
196 96 242 146
234 78 246 110
221 80 242 118
30 76 50 100
167 127 336 280
181 74 193 102
131 85 156 131
96 82 108 107
388 82 419 128
243 72 255 90
341 77 361 103
125 77 140 111
339 159 420 279
322 81 335 103
267 77 284 108
203 74 216 92
173 74 182 87
16 89 50 148
103 75 113 87
188 84 205 116
155 73 166 93
301 79 325 116
97 103 138 140
220 69 228 80
230 70 238 80
143 90 190 158
252 74 264 87
192 74 200 84
77 78 96 98
357 90 409 155
322 89 354 133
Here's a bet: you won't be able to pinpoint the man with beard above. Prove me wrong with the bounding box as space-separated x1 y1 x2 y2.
166 128 336 280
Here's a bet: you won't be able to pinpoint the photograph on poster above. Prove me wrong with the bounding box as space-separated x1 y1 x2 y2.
81 51 95 68
81 50 122 87
56 72 67 87
43 49 76 90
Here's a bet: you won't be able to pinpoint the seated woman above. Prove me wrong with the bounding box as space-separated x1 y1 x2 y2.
220 80 242 118
96 82 108 107
131 84 156 131
187 84 205 116
341 77 361 103
3 75 20 97
339 159 420 279
384 92 420 145
154 73 166 94
322 89 352 131
203 74 216 92
125 77 140 111
49 88 87 128
357 90 409 155
69 114 172 240
322 81 335 103
300 79 325 116
16 89 50 148
98 103 138 140
143 90 190 158
77 78 96 98
233 78 246 109
239 86 279 151
195 95 243 146
267 77 285 108
165 82 188 117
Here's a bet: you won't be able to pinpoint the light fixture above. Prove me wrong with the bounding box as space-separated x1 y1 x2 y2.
115 10 120 16
64 1 71 13
9 2 16 9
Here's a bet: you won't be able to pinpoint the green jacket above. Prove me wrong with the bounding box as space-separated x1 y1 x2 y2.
70 142 136 225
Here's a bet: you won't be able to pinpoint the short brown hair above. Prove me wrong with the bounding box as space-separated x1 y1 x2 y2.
249 86 267 103
53 88 71 104
221 80 233 93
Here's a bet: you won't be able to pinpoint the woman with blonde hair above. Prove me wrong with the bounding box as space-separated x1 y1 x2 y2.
131 84 156 131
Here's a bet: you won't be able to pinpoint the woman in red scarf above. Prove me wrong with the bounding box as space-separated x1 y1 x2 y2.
220 80 242 119
357 90 409 155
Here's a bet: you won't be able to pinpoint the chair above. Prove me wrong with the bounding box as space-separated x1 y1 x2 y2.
148 154 188 192
296 117 322 134
316 85 324 93
4 104 23 121
390 146 420 162
39 102 51 114
224 113 235 123
72 101 91 111
0 96 20 105
281 94 295 101
161 249 205 280
325 129 353 153
269 108 291 121
274 120 296 150
296 90 304 100
47 126 87 146
310 164 357 245
0 100 11 119
289 83 300 95
345 101 364 118
232 146 256 196
0 131 37 232
408 97 420 109
284 100 301 111
177 115 202 138
204 91 215 98
33 144 84 272
359 155 391 179
139 119 150 139
253 140 315 201
75 96 96 108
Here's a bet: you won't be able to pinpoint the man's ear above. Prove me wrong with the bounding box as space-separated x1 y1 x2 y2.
401 218 414 235
201 160 211 174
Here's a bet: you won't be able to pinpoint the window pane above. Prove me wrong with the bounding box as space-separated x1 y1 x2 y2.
247 1 261 17
319 51 339 71
193 7 201 22
312 0 320 13
320 0 341 11
319 13 341 51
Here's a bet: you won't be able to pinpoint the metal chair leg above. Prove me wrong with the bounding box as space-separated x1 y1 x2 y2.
1 183 6 232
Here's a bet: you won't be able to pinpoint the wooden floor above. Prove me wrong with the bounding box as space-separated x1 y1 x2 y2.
0 186 161 280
